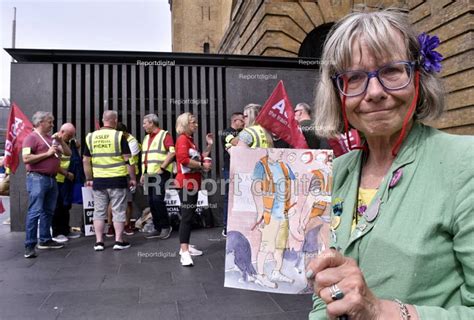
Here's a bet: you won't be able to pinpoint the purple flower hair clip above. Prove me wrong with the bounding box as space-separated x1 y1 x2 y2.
418 33 443 73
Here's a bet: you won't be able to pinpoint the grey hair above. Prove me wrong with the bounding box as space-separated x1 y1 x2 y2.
32 111 54 127
176 112 195 135
313 9 445 138
143 114 159 127
295 102 312 117
243 103 261 126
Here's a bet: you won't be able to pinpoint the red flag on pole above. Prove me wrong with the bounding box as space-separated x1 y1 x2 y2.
4 102 33 174
328 129 362 157
255 81 309 149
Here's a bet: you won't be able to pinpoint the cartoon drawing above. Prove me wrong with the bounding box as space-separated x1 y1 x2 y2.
251 149 296 288
225 147 332 294
225 231 257 283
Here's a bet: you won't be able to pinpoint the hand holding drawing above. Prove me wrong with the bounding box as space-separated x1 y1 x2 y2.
307 249 386 320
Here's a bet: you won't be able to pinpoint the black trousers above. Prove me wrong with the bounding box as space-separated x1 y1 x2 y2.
147 171 171 232
52 182 71 237
178 188 199 244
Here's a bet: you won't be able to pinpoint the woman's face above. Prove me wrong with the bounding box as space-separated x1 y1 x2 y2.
343 34 416 140
243 111 250 127
187 116 198 134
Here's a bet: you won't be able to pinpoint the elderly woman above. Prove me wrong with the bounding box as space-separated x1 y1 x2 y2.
175 112 213 266
307 10 473 320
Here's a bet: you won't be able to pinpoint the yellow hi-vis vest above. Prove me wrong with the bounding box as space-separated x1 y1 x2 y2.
243 125 269 148
141 129 173 174
126 134 140 175
86 129 128 178
260 155 292 224
56 152 70 183
309 169 332 219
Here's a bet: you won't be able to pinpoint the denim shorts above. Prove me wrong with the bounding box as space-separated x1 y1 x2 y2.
92 188 127 222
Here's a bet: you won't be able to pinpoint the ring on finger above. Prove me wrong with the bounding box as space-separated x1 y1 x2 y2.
329 284 344 300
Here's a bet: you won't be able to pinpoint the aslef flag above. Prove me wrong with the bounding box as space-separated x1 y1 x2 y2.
4 103 33 173
255 81 309 149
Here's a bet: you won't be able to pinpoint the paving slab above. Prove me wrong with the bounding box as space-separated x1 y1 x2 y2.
0 224 312 320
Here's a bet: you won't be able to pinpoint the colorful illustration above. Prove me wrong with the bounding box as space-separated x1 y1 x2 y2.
225 147 332 294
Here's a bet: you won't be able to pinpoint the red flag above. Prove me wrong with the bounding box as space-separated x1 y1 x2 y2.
4 103 33 174
255 81 308 149
328 129 362 157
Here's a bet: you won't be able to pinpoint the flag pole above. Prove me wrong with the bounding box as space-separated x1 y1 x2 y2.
11 7 17 62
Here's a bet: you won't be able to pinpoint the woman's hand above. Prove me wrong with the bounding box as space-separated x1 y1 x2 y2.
307 249 383 320
202 162 212 172
206 133 214 146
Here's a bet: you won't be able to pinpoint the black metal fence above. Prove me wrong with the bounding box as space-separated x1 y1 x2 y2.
52 63 226 180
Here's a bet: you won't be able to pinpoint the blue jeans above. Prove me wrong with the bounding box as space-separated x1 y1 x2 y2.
25 173 59 248
223 168 230 230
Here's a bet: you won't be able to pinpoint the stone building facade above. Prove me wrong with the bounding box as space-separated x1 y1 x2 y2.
170 0 473 134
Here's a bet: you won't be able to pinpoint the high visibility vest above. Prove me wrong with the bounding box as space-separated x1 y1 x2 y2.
309 169 332 219
56 152 70 183
126 134 140 175
85 129 127 178
243 125 269 148
260 155 292 224
141 129 173 174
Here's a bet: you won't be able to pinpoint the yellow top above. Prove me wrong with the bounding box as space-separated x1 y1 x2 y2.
351 188 377 232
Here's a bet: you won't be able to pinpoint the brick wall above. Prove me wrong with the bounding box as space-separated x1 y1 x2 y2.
216 0 473 134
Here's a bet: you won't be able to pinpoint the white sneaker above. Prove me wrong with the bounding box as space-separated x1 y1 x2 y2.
255 274 277 288
270 270 294 283
180 250 194 267
180 245 203 256
52 235 69 243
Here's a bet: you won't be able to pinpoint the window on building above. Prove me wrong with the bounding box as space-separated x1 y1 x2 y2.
203 42 210 53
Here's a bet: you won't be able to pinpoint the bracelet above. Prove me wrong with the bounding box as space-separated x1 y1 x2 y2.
394 299 411 320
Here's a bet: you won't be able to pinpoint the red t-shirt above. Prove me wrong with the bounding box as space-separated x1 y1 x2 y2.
175 134 202 190
22 131 60 175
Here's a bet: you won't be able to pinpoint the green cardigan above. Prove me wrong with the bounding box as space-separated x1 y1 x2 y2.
309 123 474 319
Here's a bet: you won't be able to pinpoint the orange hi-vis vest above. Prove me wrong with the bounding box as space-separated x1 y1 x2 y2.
309 169 332 219
260 156 292 224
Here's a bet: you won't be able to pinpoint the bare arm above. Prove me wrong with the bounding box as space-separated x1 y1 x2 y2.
83 156 93 181
23 147 57 165
123 154 136 184
202 133 214 158
59 139 71 156
252 180 264 221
